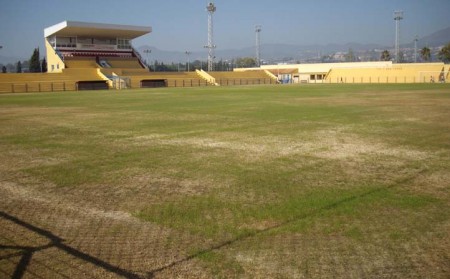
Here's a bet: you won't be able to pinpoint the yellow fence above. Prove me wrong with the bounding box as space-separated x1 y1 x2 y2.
325 64 449 84
0 81 76 93
324 76 446 84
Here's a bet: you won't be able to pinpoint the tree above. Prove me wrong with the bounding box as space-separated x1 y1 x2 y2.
438 42 450 63
153 61 171 72
16 61 22 73
191 60 206 71
235 57 256 68
214 59 227 71
345 48 356 62
420 47 431 62
29 48 41 72
2 66 6 73
380 50 391 61
41 57 48 73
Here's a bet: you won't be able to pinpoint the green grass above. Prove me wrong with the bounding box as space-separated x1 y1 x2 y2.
1 83 449 277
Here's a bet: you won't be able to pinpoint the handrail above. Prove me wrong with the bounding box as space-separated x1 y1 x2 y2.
55 49 65 61
131 46 146 68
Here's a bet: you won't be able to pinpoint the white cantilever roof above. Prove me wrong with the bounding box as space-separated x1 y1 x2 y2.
44 21 152 39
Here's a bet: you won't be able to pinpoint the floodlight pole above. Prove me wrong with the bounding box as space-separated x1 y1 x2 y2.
205 2 217 72
414 36 418 63
255 25 262 67
394 11 403 63
185 51 191 71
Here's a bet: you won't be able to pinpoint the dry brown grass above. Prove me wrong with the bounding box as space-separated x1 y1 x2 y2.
1 85 449 278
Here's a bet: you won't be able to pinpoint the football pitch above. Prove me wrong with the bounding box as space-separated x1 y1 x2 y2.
1 84 449 278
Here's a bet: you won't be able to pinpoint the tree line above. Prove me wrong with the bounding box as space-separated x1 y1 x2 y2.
145 57 258 72
1 48 47 73
379 43 450 62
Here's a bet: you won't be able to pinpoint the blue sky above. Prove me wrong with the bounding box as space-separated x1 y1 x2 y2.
0 0 449 59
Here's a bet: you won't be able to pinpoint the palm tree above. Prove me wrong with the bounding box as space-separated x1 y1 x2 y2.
380 50 391 61
420 47 431 62
438 42 450 63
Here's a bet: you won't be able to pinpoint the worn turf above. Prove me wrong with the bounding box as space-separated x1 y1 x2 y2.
1 84 449 278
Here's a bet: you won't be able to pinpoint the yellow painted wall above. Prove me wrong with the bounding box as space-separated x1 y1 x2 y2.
45 39 65 73
325 63 446 83
259 61 393 74
237 62 448 83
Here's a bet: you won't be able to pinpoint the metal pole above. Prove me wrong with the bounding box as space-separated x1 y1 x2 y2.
255 25 262 67
414 36 418 63
185 51 191 71
394 11 403 63
205 2 217 71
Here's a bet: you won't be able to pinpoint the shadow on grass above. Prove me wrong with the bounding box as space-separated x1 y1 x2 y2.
1 177 415 278
0 211 141 279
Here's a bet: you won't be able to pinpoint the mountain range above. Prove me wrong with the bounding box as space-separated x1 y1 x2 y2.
137 26 450 63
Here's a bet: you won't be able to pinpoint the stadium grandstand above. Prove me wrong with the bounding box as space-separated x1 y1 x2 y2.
43 21 215 90
0 21 214 93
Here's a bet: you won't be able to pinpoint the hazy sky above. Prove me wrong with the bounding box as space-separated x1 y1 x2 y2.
0 0 449 59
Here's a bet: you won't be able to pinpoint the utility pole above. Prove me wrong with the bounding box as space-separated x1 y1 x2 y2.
394 11 403 63
204 2 217 71
185 51 191 71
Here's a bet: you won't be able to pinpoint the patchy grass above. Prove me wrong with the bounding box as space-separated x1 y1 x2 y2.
0 84 449 278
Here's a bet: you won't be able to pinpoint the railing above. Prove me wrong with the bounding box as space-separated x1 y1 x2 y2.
131 47 146 68
111 77 130 90
130 78 278 88
0 80 113 93
2 75 445 93
0 82 75 93
215 78 276 86
136 79 210 88
55 49 65 61
0 78 277 93
167 79 210 87
323 75 447 84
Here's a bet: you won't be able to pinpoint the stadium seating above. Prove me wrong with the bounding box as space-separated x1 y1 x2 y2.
64 57 98 68
93 56 211 88
104 57 144 69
